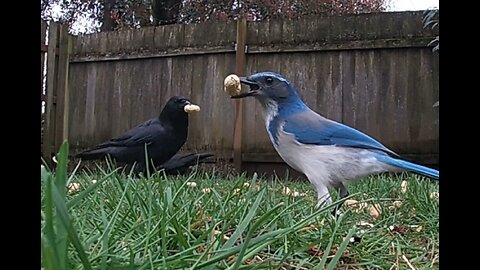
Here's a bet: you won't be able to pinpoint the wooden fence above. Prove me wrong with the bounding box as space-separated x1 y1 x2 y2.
41 11 439 174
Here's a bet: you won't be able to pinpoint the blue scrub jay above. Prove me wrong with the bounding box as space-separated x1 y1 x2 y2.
232 71 439 207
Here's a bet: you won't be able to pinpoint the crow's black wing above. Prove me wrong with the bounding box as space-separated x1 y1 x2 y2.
94 118 161 149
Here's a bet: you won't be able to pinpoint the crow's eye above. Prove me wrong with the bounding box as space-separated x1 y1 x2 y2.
266 77 273 84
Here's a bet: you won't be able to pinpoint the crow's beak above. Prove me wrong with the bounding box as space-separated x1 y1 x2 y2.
231 77 260 99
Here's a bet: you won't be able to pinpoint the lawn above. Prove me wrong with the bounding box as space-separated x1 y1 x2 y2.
41 143 439 269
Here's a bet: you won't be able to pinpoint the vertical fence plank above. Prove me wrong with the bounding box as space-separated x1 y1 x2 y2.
42 22 71 164
55 24 70 150
233 17 247 171
62 34 73 142
41 20 47 157
41 20 47 100
43 22 59 163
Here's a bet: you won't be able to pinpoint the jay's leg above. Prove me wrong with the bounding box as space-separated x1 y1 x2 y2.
338 183 350 199
315 184 332 208
331 182 349 216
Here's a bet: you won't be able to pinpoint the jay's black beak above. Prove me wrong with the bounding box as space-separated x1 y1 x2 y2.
231 77 260 99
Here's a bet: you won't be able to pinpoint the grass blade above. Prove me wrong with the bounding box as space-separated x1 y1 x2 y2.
326 227 356 270
66 169 119 209
222 189 265 250
42 175 61 269
314 213 345 270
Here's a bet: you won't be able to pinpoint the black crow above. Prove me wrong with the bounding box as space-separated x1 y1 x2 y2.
157 152 214 175
76 96 200 173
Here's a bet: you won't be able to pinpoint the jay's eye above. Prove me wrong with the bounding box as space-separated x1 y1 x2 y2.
266 77 273 84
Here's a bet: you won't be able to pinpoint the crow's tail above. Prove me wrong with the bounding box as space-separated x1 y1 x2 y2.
160 153 214 175
75 148 109 161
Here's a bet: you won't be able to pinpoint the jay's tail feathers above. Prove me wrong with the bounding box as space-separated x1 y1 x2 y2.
377 155 439 180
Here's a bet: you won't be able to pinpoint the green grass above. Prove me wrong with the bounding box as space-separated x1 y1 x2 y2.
42 142 439 269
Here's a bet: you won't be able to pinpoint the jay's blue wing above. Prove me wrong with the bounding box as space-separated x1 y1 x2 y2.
283 110 399 157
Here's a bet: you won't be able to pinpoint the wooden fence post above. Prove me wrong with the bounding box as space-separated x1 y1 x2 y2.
41 20 47 157
63 35 72 142
43 22 59 164
56 24 71 145
42 21 71 165
233 17 247 172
